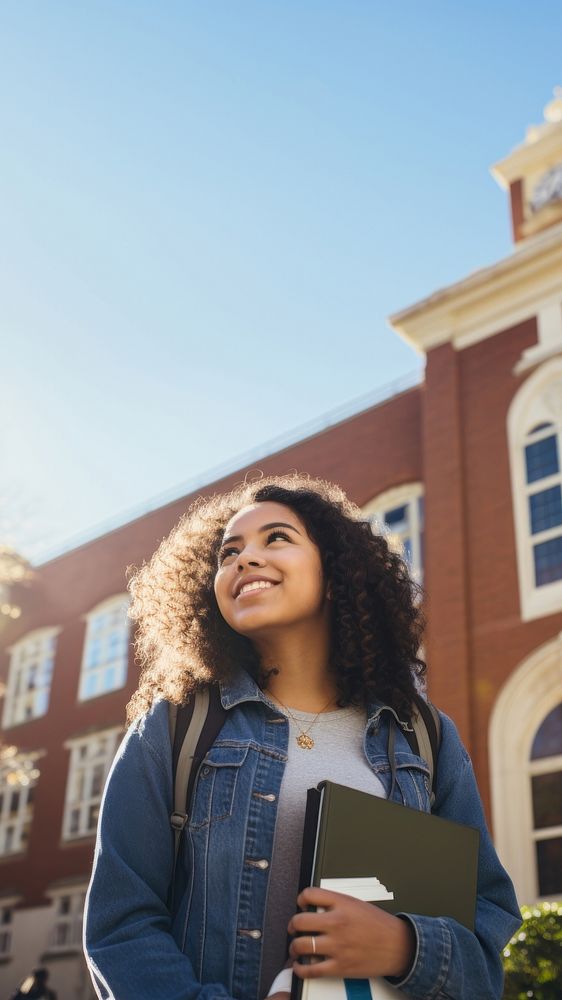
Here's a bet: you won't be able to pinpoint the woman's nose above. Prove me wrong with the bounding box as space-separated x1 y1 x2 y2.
237 547 266 571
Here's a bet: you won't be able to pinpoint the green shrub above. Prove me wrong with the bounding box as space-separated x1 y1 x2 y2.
502 901 562 999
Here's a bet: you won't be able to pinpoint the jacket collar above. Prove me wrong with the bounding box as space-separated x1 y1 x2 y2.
218 670 413 731
218 669 265 709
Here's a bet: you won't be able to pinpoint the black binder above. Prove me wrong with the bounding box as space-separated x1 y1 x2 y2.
291 780 479 1000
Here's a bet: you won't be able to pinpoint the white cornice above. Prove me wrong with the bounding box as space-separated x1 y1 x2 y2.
491 121 562 188
388 221 562 354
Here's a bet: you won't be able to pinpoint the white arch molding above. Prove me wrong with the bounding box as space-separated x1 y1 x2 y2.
507 355 562 621
489 635 562 903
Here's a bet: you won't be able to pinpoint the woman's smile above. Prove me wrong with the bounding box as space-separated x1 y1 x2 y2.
236 579 280 598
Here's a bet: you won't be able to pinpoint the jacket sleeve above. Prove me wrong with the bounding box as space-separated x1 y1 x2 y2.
83 703 236 1000
389 712 521 1000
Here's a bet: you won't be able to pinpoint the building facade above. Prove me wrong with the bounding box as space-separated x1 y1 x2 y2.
1 92 562 999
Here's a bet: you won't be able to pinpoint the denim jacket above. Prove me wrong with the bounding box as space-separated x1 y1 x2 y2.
84 670 521 1000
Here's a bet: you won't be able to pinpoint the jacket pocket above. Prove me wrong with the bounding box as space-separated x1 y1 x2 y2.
395 759 432 812
188 742 250 829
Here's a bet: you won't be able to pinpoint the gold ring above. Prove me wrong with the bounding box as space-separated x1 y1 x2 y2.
311 936 316 955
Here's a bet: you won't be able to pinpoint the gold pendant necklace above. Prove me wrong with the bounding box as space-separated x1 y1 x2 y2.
268 692 336 749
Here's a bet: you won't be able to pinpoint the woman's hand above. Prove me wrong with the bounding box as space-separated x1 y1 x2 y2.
287 887 416 981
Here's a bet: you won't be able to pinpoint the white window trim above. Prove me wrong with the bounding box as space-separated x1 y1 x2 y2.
45 883 88 954
362 483 424 584
0 751 42 857
489 634 562 903
2 626 61 729
78 594 130 702
0 895 20 959
508 357 562 621
62 728 122 841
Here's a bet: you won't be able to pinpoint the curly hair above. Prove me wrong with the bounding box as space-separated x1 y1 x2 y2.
126 473 426 723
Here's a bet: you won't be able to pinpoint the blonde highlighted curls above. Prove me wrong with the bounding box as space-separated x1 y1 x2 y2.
126 473 426 724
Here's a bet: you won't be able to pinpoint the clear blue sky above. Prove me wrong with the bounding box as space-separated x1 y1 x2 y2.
1 1 561 562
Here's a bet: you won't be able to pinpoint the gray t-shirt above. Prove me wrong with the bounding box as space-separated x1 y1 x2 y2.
259 703 386 997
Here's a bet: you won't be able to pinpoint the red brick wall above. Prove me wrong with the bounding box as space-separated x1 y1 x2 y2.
5 328 561 892
433 316 562 818
0 386 422 905
509 179 525 243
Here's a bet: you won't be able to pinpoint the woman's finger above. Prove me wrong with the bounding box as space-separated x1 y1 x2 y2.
289 934 331 960
296 886 342 909
293 956 340 980
288 909 332 936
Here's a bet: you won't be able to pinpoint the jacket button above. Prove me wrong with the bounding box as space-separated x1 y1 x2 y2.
256 859 269 869
201 766 210 777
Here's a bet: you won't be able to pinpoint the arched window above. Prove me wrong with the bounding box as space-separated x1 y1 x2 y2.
78 595 129 701
490 637 562 902
362 484 424 584
1 627 60 728
529 703 562 898
508 358 562 620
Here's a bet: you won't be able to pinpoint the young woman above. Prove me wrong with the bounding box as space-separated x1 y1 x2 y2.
84 474 520 1000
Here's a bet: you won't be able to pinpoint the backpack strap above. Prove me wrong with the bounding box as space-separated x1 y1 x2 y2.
167 685 227 900
401 692 442 807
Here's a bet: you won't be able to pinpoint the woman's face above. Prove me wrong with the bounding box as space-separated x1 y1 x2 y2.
213 500 328 639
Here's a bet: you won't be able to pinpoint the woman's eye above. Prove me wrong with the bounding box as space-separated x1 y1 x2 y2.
267 530 291 543
219 546 238 564
218 530 291 564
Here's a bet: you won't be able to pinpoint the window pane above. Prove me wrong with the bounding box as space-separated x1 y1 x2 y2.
384 505 408 530
83 673 98 699
525 435 559 484
534 537 562 586
536 837 562 896
532 771 562 828
531 704 562 759
88 804 99 831
403 537 413 563
34 689 49 716
55 923 70 946
87 639 102 668
91 763 105 798
529 486 562 534
91 615 106 636
102 667 116 692
108 632 121 653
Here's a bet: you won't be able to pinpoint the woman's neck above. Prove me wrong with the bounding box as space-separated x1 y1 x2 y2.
253 622 338 712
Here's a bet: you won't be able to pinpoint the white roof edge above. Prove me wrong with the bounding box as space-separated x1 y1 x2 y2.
388 219 562 327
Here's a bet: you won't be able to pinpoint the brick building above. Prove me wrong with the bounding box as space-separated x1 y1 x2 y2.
1 91 562 999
